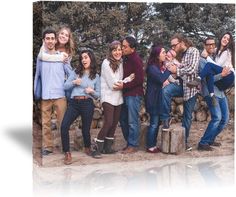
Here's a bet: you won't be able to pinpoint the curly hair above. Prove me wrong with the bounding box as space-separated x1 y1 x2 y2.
171 33 193 48
76 49 97 80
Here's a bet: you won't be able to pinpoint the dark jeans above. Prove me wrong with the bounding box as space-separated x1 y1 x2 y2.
97 102 121 140
200 62 234 93
61 98 94 152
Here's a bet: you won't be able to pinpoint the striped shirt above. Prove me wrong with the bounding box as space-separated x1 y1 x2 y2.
177 47 200 101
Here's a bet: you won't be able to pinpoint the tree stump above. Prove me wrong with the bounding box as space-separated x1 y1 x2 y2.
161 124 185 154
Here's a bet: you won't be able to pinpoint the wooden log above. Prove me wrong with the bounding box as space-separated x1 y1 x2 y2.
93 108 103 120
161 124 185 154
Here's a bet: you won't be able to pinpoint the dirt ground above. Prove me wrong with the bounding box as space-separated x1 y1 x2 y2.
33 116 234 168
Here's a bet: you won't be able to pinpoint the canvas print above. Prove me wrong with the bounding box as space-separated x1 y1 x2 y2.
33 1 235 167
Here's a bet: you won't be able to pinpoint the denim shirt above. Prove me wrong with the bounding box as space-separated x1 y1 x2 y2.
34 56 73 100
64 71 100 99
199 57 225 98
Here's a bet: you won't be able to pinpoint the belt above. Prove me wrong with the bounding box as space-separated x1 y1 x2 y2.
73 96 89 100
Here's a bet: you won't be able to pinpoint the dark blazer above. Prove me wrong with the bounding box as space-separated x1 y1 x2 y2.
145 64 171 114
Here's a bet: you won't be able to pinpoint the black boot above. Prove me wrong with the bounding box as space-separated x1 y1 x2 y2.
91 138 104 159
103 137 116 154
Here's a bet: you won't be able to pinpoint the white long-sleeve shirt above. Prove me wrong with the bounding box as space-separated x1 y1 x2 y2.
100 59 124 106
206 49 234 71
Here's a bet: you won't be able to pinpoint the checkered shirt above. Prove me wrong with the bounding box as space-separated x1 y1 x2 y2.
177 47 200 101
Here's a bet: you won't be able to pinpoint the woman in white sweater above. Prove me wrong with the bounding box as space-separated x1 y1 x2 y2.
92 40 134 158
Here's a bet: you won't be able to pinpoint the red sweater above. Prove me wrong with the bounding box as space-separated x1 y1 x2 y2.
123 51 144 97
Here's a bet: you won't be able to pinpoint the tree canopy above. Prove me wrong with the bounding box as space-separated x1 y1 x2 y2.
33 2 235 70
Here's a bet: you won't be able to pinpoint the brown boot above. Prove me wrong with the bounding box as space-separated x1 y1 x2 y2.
64 152 72 165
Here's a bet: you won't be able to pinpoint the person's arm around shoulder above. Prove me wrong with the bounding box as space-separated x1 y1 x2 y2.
38 45 68 62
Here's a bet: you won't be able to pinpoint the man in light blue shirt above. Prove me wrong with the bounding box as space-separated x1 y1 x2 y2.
34 29 72 156
197 37 230 151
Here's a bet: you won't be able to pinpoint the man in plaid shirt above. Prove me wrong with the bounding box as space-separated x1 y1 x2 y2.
161 33 200 151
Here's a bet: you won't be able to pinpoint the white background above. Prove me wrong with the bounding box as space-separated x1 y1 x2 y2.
0 0 235 197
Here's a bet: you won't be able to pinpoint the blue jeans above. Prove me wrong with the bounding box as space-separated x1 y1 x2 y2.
161 83 196 143
199 95 229 145
120 96 142 147
200 62 234 93
146 113 161 148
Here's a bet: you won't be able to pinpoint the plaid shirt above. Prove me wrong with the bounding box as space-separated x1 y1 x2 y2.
177 47 200 101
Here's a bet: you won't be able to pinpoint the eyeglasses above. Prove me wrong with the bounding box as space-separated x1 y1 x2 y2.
171 42 180 49
205 43 216 47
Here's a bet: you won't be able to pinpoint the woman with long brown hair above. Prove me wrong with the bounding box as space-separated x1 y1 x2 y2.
91 40 134 158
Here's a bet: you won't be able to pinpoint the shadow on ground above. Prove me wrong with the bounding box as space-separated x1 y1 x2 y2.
6 126 32 154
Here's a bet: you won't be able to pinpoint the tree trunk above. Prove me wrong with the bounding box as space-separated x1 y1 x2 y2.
161 124 185 154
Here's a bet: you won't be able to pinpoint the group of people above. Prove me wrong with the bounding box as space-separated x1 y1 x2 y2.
34 26 235 165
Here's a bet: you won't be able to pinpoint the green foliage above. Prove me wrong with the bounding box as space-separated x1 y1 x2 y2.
33 2 235 71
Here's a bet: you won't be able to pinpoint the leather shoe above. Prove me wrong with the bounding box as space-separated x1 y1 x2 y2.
122 146 137 154
64 152 72 165
146 147 160 153
198 144 213 151
121 145 128 151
